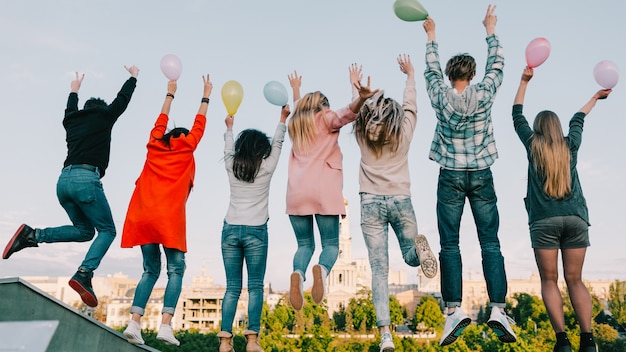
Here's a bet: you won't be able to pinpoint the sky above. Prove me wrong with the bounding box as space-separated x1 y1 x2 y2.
1 0 625 292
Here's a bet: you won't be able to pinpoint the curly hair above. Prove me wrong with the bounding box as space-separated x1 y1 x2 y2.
353 92 403 159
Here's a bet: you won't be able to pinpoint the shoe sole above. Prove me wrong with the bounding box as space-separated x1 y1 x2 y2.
382 347 395 352
68 278 98 307
311 265 325 304
289 272 303 310
157 336 180 346
123 331 144 345
440 317 471 346
414 234 437 278
487 320 517 343
3 224 25 259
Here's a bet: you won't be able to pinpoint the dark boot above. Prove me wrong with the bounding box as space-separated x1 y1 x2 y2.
3 224 37 259
68 270 98 307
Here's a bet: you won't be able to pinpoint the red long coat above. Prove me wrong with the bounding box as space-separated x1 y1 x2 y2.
121 113 206 252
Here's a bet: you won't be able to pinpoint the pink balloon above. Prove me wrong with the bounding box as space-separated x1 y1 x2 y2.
593 60 619 89
160 54 182 81
525 38 551 68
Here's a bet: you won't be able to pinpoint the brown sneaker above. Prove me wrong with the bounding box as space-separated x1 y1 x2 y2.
289 272 304 310
414 234 438 279
311 264 327 304
3 224 38 259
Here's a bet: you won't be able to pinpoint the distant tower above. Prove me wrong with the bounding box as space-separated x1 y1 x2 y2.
325 199 372 316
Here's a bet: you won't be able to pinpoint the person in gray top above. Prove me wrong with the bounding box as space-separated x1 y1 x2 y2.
217 105 290 352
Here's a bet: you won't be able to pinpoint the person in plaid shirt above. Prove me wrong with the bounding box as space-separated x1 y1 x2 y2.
422 5 516 347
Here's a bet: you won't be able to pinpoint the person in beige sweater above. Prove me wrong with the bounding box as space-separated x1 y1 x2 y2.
350 55 437 352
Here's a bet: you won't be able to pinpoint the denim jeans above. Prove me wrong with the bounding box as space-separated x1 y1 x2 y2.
289 214 339 279
360 193 421 327
37 166 116 272
220 222 268 333
130 244 186 316
437 168 507 308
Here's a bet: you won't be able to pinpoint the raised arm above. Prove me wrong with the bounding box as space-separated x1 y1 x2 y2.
280 104 290 124
161 80 177 115
349 63 363 101
423 16 436 42
483 4 497 36
578 89 612 115
514 67 534 105
350 76 379 114
197 74 213 116
66 72 85 114
288 70 302 103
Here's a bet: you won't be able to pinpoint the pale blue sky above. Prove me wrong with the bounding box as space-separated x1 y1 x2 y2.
1 0 624 291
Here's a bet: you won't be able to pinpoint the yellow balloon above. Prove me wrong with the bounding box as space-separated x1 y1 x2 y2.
221 80 244 115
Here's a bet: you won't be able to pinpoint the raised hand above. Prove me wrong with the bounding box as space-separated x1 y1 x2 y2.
71 72 85 93
349 63 363 86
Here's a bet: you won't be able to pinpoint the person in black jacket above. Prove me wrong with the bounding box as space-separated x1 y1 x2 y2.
3 65 139 308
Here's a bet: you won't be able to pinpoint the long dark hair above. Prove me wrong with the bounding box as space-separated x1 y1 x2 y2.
233 129 271 183
159 127 189 150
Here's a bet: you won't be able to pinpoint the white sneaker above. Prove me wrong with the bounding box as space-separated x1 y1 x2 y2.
311 264 327 304
157 324 180 346
289 271 304 310
414 234 437 279
123 320 144 345
379 332 395 352
487 307 517 343
440 308 471 346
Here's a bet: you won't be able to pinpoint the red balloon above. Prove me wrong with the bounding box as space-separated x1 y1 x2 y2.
525 38 551 68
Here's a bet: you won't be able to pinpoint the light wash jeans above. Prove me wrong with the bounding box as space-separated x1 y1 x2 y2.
37 165 116 272
360 193 421 327
289 214 339 279
130 244 186 316
220 221 268 333
437 168 507 308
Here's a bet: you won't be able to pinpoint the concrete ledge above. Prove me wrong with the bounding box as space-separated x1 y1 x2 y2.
0 277 159 352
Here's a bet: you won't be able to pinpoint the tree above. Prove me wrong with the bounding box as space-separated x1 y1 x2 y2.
346 289 376 332
389 295 405 327
412 295 444 331
608 280 626 325
333 303 347 331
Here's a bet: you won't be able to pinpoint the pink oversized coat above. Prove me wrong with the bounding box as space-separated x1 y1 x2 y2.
286 106 357 216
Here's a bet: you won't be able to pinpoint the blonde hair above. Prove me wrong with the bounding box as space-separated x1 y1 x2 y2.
530 110 571 199
354 93 403 159
288 91 329 154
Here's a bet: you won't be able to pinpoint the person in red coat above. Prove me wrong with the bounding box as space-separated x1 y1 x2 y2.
122 75 212 346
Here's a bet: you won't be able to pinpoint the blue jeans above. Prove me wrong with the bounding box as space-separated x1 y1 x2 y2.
437 168 507 308
220 222 268 333
360 193 421 327
289 214 339 279
37 166 116 272
130 244 186 316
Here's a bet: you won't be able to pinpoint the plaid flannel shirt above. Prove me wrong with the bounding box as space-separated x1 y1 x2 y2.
424 34 504 170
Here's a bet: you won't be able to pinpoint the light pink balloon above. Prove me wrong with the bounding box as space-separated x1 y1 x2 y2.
525 38 551 68
160 54 182 81
593 60 619 89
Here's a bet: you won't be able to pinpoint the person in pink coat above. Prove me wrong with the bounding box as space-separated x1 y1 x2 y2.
286 70 378 310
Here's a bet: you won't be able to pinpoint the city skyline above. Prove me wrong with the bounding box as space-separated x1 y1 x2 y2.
1 1 625 292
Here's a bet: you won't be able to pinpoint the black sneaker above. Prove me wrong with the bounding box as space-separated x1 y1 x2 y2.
69 270 98 307
3 224 38 259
